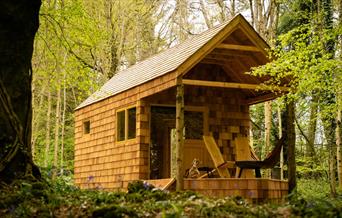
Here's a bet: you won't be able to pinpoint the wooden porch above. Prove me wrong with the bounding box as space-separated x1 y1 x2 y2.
146 178 288 203
184 178 288 203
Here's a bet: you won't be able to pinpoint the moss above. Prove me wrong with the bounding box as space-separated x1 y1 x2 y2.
1 176 342 218
92 205 137 218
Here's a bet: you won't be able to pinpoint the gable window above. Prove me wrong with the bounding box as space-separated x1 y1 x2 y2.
83 121 91 134
117 107 136 141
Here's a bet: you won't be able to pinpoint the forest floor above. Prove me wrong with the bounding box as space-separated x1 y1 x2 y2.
0 175 341 218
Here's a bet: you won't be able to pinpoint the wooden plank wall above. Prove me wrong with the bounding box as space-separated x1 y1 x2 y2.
187 86 250 163
74 72 176 190
75 63 252 189
144 64 251 174
145 86 250 174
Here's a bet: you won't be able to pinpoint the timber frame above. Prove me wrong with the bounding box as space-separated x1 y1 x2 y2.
74 14 289 201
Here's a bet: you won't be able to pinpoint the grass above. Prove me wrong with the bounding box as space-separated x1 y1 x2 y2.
0 176 341 217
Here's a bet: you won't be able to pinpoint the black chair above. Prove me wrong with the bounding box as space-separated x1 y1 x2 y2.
235 136 285 178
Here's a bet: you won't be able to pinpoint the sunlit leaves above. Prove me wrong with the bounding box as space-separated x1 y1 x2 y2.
252 24 342 107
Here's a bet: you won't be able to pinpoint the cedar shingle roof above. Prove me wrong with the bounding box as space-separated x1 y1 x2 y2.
76 15 257 110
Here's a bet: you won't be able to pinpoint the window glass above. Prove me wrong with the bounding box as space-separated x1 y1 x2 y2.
117 111 125 141
127 107 136 139
83 121 90 134
184 111 203 139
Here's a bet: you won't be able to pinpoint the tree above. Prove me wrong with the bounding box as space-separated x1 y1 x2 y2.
321 0 337 197
253 0 342 193
0 0 42 183
31 0 167 171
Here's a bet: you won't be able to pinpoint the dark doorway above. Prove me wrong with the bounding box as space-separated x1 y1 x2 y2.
150 106 175 179
149 106 205 179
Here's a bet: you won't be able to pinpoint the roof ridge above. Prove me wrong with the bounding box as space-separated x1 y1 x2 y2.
75 15 242 110
113 18 232 78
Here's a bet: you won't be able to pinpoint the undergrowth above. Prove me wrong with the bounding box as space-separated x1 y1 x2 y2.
0 175 341 218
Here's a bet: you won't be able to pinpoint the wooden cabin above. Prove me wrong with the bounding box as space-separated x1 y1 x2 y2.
74 14 288 201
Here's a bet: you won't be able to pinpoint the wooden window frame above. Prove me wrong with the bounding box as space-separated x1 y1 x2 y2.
116 106 137 142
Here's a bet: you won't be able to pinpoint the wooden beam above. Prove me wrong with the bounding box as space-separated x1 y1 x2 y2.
245 93 280 105
175 77 184 191
220 65 256 96
178 17 241 77
216 43 262 52
230 57 262 84
211 49 252 57
238 23 270 57
200 59 226 65
182 79 290 92
204 54 232 62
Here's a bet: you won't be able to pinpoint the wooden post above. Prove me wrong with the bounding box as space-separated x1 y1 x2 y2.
170 129 177 178
175 76 184 191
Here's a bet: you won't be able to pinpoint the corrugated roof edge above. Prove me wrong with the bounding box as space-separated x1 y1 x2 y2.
75 14 247 111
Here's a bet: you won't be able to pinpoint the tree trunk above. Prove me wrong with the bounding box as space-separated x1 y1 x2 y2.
337 108 342 190
284 100 296 194
200 0 213 29
268 0 279 44
278 104 284 180
264 101 272 178
53 83 61 178
249 0 255 27
306 95 318 158
176 0 188 42
253 0 258 30
337 0 342 191
60 70 67 174
322 0 337 197
326 120 337 196
257 0 264 37
44 85 52 168
231 0 236 17
216 0 227 22
0 0 41 183
31 81 36 160
31 82 46 161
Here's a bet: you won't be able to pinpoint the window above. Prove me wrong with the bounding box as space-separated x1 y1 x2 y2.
185 111 203 139
127 107 136 139
83 121 90 134
117 111 125 141
116 107 136 141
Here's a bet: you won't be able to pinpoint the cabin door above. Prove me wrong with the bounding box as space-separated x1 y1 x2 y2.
150 106 175 179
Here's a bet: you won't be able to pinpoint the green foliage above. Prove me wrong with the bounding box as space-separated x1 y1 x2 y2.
290 194 342 218
297 178 331 199
31 0 169 172
252 24 341 107
1 176 342 217
296 155 327 178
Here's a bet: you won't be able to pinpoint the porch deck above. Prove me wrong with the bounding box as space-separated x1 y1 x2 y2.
146 178 288 203
184 178 288 203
